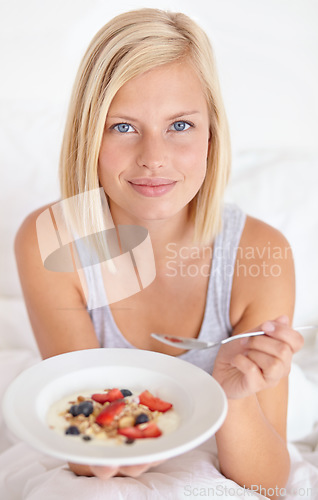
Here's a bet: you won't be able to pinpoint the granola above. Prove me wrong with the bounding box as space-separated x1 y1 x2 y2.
47 388 178 444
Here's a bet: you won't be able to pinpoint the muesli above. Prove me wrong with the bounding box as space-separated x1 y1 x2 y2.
47 388 179 445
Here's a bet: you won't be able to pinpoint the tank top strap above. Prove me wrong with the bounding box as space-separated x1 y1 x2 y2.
209 203 246 333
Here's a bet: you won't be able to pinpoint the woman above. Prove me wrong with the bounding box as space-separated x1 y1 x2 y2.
15 8 303 497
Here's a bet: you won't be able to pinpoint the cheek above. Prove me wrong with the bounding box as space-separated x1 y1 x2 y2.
99 143 114 168
98 143 123 181
181 140 208 181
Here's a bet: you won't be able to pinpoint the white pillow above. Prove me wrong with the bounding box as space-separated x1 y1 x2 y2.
225 150 318 326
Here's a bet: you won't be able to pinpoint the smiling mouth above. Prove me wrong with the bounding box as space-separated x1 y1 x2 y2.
129 178 176 186
128 178 177 197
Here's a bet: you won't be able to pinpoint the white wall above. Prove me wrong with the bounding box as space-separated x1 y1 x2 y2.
1 0 317 151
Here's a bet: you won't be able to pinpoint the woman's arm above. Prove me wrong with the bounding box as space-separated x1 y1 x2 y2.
15 206 162 478
213 217 303 499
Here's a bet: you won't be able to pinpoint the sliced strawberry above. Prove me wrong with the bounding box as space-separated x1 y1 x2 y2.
118 422 162 439
91 393 109 404
95 400 126 426
91 388 124 404
139 390 172 413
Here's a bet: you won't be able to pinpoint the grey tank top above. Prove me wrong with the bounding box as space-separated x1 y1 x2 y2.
83 204 246 374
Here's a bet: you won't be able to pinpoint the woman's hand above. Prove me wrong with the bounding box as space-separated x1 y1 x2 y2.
69 460 164 479
212 315 304 399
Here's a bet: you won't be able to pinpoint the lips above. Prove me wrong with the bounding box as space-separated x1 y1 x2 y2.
129 178 176 186
127 178 177 197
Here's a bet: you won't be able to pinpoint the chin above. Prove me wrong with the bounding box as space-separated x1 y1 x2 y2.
130 204 182 223
108 197 187 225
134 210 175 222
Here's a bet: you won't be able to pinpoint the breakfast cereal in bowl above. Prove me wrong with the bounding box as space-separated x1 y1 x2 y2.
3 348 227 465
47 387 180 445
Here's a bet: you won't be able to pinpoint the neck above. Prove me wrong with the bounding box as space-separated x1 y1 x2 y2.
109 202 194 261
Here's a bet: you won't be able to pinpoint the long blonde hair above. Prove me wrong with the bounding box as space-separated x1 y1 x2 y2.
59 8 231 244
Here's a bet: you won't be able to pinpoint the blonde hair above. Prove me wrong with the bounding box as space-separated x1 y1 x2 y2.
59 8 231 244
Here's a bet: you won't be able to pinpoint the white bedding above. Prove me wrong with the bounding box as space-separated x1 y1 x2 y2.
1 0 318 498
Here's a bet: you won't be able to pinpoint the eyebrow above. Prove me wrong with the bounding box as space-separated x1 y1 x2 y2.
167 111 200 120
107 111 200 122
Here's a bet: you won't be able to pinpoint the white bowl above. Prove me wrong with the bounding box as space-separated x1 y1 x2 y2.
2 348 227 465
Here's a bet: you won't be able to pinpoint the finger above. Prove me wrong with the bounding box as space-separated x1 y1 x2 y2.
274 314 290 326
244 335 293 361
146 460 165 468
68 462 95 477
260 321 304 353
118 463 152 477
246 350 290 383
90 465 118 479
119 459 164 477
231 353 267 392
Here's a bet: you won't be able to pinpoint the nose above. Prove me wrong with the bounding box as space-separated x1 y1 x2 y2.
137 132 165 170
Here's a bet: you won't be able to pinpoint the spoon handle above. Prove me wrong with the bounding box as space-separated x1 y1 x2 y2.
222 325 317 345
221 330 265 344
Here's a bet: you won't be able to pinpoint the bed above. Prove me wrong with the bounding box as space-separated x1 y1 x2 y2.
1 0 318 498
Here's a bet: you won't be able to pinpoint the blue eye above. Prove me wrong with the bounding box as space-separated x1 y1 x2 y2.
171 121 192 132
113 123 134 133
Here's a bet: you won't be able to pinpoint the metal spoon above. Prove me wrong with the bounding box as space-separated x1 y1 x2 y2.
151 326 316 351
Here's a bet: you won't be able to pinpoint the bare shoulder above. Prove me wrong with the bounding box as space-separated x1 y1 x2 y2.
14 201 77 284
14 201 82 311
240 215 292 250
15 202 56 256
15 202 59 281
15 202 99 358
239 216 294 273
230 215 295 331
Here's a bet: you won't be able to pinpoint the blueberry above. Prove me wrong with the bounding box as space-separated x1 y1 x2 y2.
69 404 80 416
120 389 132 397
125 438 135 445
65 426 80 435
82 435 92 441
135 413 149 425
77 401 94 417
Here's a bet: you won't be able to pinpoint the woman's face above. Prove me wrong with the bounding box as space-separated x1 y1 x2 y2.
98 61 211 225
